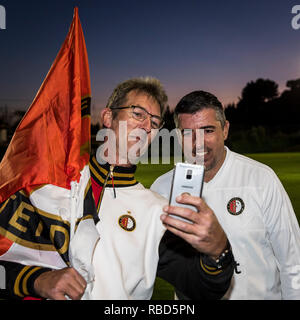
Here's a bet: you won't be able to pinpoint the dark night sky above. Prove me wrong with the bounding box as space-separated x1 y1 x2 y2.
0 0 299 122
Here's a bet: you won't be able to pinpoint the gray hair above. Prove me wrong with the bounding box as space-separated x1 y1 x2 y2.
106 77 168 118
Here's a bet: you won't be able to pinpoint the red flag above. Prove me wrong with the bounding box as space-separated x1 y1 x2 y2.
0 7 91 203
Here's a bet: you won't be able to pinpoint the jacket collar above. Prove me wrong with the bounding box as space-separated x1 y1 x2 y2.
89 156 137 188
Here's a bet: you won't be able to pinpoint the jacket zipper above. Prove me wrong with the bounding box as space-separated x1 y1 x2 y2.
98 165 116 211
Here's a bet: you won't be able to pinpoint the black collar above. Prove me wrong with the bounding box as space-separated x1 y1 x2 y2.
89 156 138 188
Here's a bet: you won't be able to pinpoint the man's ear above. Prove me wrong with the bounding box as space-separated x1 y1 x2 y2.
223 120 230 141
101 108 113 128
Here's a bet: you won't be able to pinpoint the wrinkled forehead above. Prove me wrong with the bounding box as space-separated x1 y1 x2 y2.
124 90 161 116
124 89 158 106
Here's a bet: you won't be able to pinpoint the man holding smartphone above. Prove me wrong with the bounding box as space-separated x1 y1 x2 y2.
151 90 300 299
0 79 235 300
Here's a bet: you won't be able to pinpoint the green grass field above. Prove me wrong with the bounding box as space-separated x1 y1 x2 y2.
135 152 300 300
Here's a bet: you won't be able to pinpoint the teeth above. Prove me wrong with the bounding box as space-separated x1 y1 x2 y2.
196 151 208 157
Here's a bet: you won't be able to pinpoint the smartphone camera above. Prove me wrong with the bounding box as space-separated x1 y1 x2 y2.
186 169 192 180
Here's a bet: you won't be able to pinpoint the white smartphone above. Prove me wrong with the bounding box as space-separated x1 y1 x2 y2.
168 162 205 224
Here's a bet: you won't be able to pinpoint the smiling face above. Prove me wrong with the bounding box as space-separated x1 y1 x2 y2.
178 108 229 182
101 90 161 166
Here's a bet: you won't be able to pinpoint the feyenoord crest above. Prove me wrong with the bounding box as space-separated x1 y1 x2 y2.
227 197 245 216
118 211 136 232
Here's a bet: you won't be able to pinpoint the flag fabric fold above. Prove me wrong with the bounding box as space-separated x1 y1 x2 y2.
0 7 91 202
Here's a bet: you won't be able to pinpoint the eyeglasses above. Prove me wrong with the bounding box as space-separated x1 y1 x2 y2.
110 105 164 129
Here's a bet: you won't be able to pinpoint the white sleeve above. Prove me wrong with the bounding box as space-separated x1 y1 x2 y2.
262 170 300 299
150 174 172 200
150 177 164 196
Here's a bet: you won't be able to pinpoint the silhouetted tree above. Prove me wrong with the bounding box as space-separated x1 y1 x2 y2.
236 78 279 126
286 79 300 91
224 103 241 126
9 110 26 133
274 78 300 129
91 123 100 135
224 78 300 153
162 106 175 131
240 78 278 103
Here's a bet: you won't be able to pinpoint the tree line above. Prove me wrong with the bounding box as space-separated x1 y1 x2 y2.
1 77 300 156
161 78 300 153
225 78 300 130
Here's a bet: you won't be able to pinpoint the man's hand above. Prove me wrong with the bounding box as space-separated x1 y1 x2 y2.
34 267 87 300
161 194 227 259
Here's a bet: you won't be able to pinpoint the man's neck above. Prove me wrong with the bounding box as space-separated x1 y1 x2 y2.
111 162 133 168
102 151 134 168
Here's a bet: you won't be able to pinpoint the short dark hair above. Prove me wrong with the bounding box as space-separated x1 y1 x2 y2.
174 90 226 128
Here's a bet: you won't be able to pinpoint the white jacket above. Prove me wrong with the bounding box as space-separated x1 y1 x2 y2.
151 147 300 299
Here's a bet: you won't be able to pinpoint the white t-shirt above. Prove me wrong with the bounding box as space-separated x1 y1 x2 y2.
151 147 300 299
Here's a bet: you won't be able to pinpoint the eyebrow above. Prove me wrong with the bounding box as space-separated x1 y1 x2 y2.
180 125 216 131
200 125 216 129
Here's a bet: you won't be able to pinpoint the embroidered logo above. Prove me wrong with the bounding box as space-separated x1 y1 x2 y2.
118 211 136 232
227 197 245 216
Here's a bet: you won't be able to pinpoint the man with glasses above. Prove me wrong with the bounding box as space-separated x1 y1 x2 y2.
0 78 234 300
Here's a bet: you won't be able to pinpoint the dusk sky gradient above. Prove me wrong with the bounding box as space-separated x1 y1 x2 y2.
0 0 300 122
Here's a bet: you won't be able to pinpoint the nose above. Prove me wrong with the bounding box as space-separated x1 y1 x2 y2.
192 130 205 152
140 116 152 133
